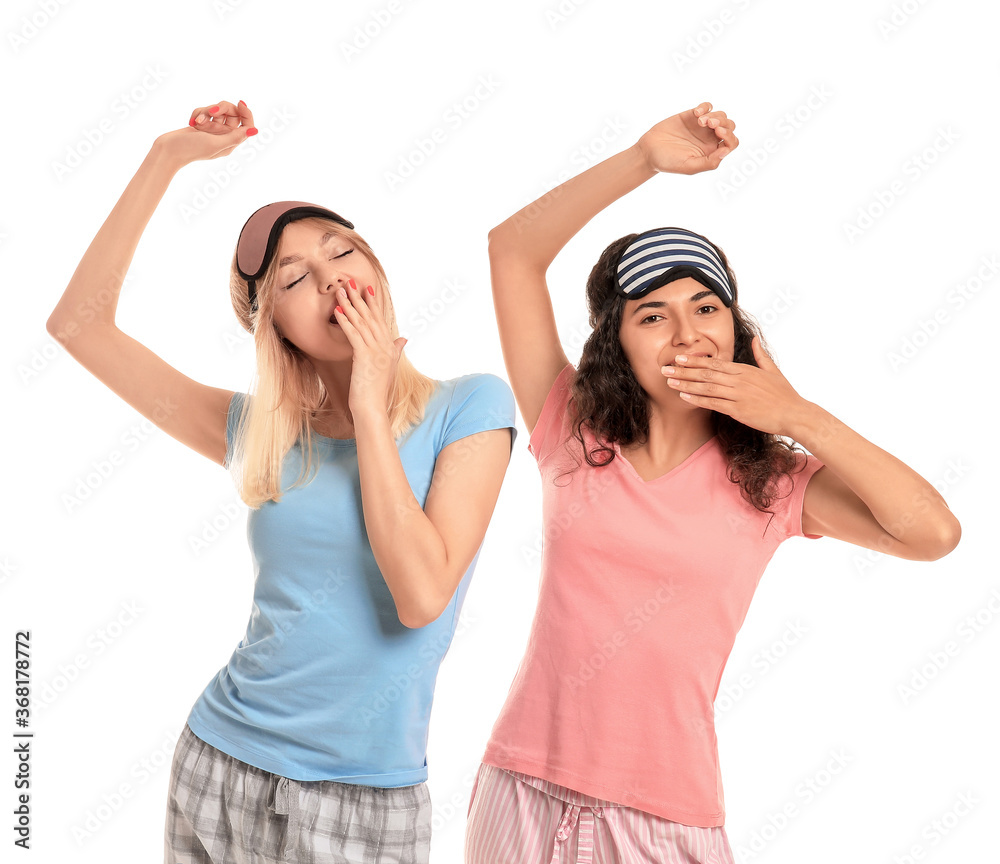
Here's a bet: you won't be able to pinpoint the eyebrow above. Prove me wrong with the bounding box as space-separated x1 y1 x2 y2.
278 233 337 268
630 290 717 317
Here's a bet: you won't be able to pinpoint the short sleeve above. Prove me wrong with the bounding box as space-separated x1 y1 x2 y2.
440 373 518 452
223 392 249 470
768 453 825 540
527 364 576 463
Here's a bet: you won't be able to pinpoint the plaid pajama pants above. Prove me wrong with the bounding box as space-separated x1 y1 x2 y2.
165 724 431 864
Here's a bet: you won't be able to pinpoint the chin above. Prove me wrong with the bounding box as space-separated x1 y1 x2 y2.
303 342 353 362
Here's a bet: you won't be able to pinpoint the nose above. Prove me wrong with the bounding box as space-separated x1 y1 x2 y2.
671 311 700 348
319 266 350 293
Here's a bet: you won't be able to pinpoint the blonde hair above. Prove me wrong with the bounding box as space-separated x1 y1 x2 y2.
227 216 436 508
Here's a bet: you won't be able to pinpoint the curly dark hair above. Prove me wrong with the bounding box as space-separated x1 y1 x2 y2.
567 230 803 514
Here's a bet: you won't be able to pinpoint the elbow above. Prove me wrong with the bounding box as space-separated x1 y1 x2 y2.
397 598 449 630
45 312 64 338
487 223 521 259
47 295 80 337
389 551 464 629
926 514 962 561
910 513 962 562
487 225 507 259
398 612 434 630
46 309 86 347
45 312 74 351
487 226 546 280
395 582 453 630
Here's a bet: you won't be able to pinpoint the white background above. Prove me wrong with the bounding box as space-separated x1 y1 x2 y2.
2 0 997 861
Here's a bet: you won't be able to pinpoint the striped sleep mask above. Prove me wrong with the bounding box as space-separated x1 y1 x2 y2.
614 228 734 307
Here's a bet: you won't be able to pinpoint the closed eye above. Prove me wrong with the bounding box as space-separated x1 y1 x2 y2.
282 249 355 290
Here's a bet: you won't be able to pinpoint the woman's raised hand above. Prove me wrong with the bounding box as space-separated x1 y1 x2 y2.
635 102 738 176
153 100 257 169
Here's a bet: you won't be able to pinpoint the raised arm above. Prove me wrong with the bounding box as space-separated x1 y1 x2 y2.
46 100 256 466
331 281 514 629
489 102 738 431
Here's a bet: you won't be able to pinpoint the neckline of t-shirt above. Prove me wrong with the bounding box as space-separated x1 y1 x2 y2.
300 428 358 447
612 434 719 485
293 379 447 447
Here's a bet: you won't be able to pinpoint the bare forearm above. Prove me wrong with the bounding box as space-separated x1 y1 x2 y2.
48 140 182 332
354 409 450 628
489 143 656 269
792 403 961 557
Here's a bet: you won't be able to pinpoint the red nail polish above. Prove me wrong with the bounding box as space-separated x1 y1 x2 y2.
245 127 258 137
367 286 374 296
209 105 219 114
189 118 196 127
336 305 345 315
238 100 247 107
348 279 357 290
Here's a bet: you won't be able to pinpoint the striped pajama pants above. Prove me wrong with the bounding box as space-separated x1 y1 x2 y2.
464 764 735 864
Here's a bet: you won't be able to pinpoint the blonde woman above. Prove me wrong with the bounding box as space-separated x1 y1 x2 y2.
47 99 516 864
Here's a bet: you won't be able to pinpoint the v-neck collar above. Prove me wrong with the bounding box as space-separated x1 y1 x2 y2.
612 435 718 484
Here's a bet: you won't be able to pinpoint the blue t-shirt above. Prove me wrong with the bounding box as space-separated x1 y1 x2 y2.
186 373 516 785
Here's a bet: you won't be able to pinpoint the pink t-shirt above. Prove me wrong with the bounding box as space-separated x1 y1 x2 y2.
482 364 824 827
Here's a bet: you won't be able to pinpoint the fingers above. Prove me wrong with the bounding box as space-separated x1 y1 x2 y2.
207 100 241 129
189 100 257 136
188 106 210 127
335 280 404 401
698 110 738 164
718 117 739 153
332 282 365 336
676 390 731 411
751 335 776 368
662 358 744 418
189 102 226 129
661 355 744 398
665 370 734 393
663 356 734 392
697 109 734 133
334 279 382 342
662 354 738 376
236 99 255 130
664 369 735 397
